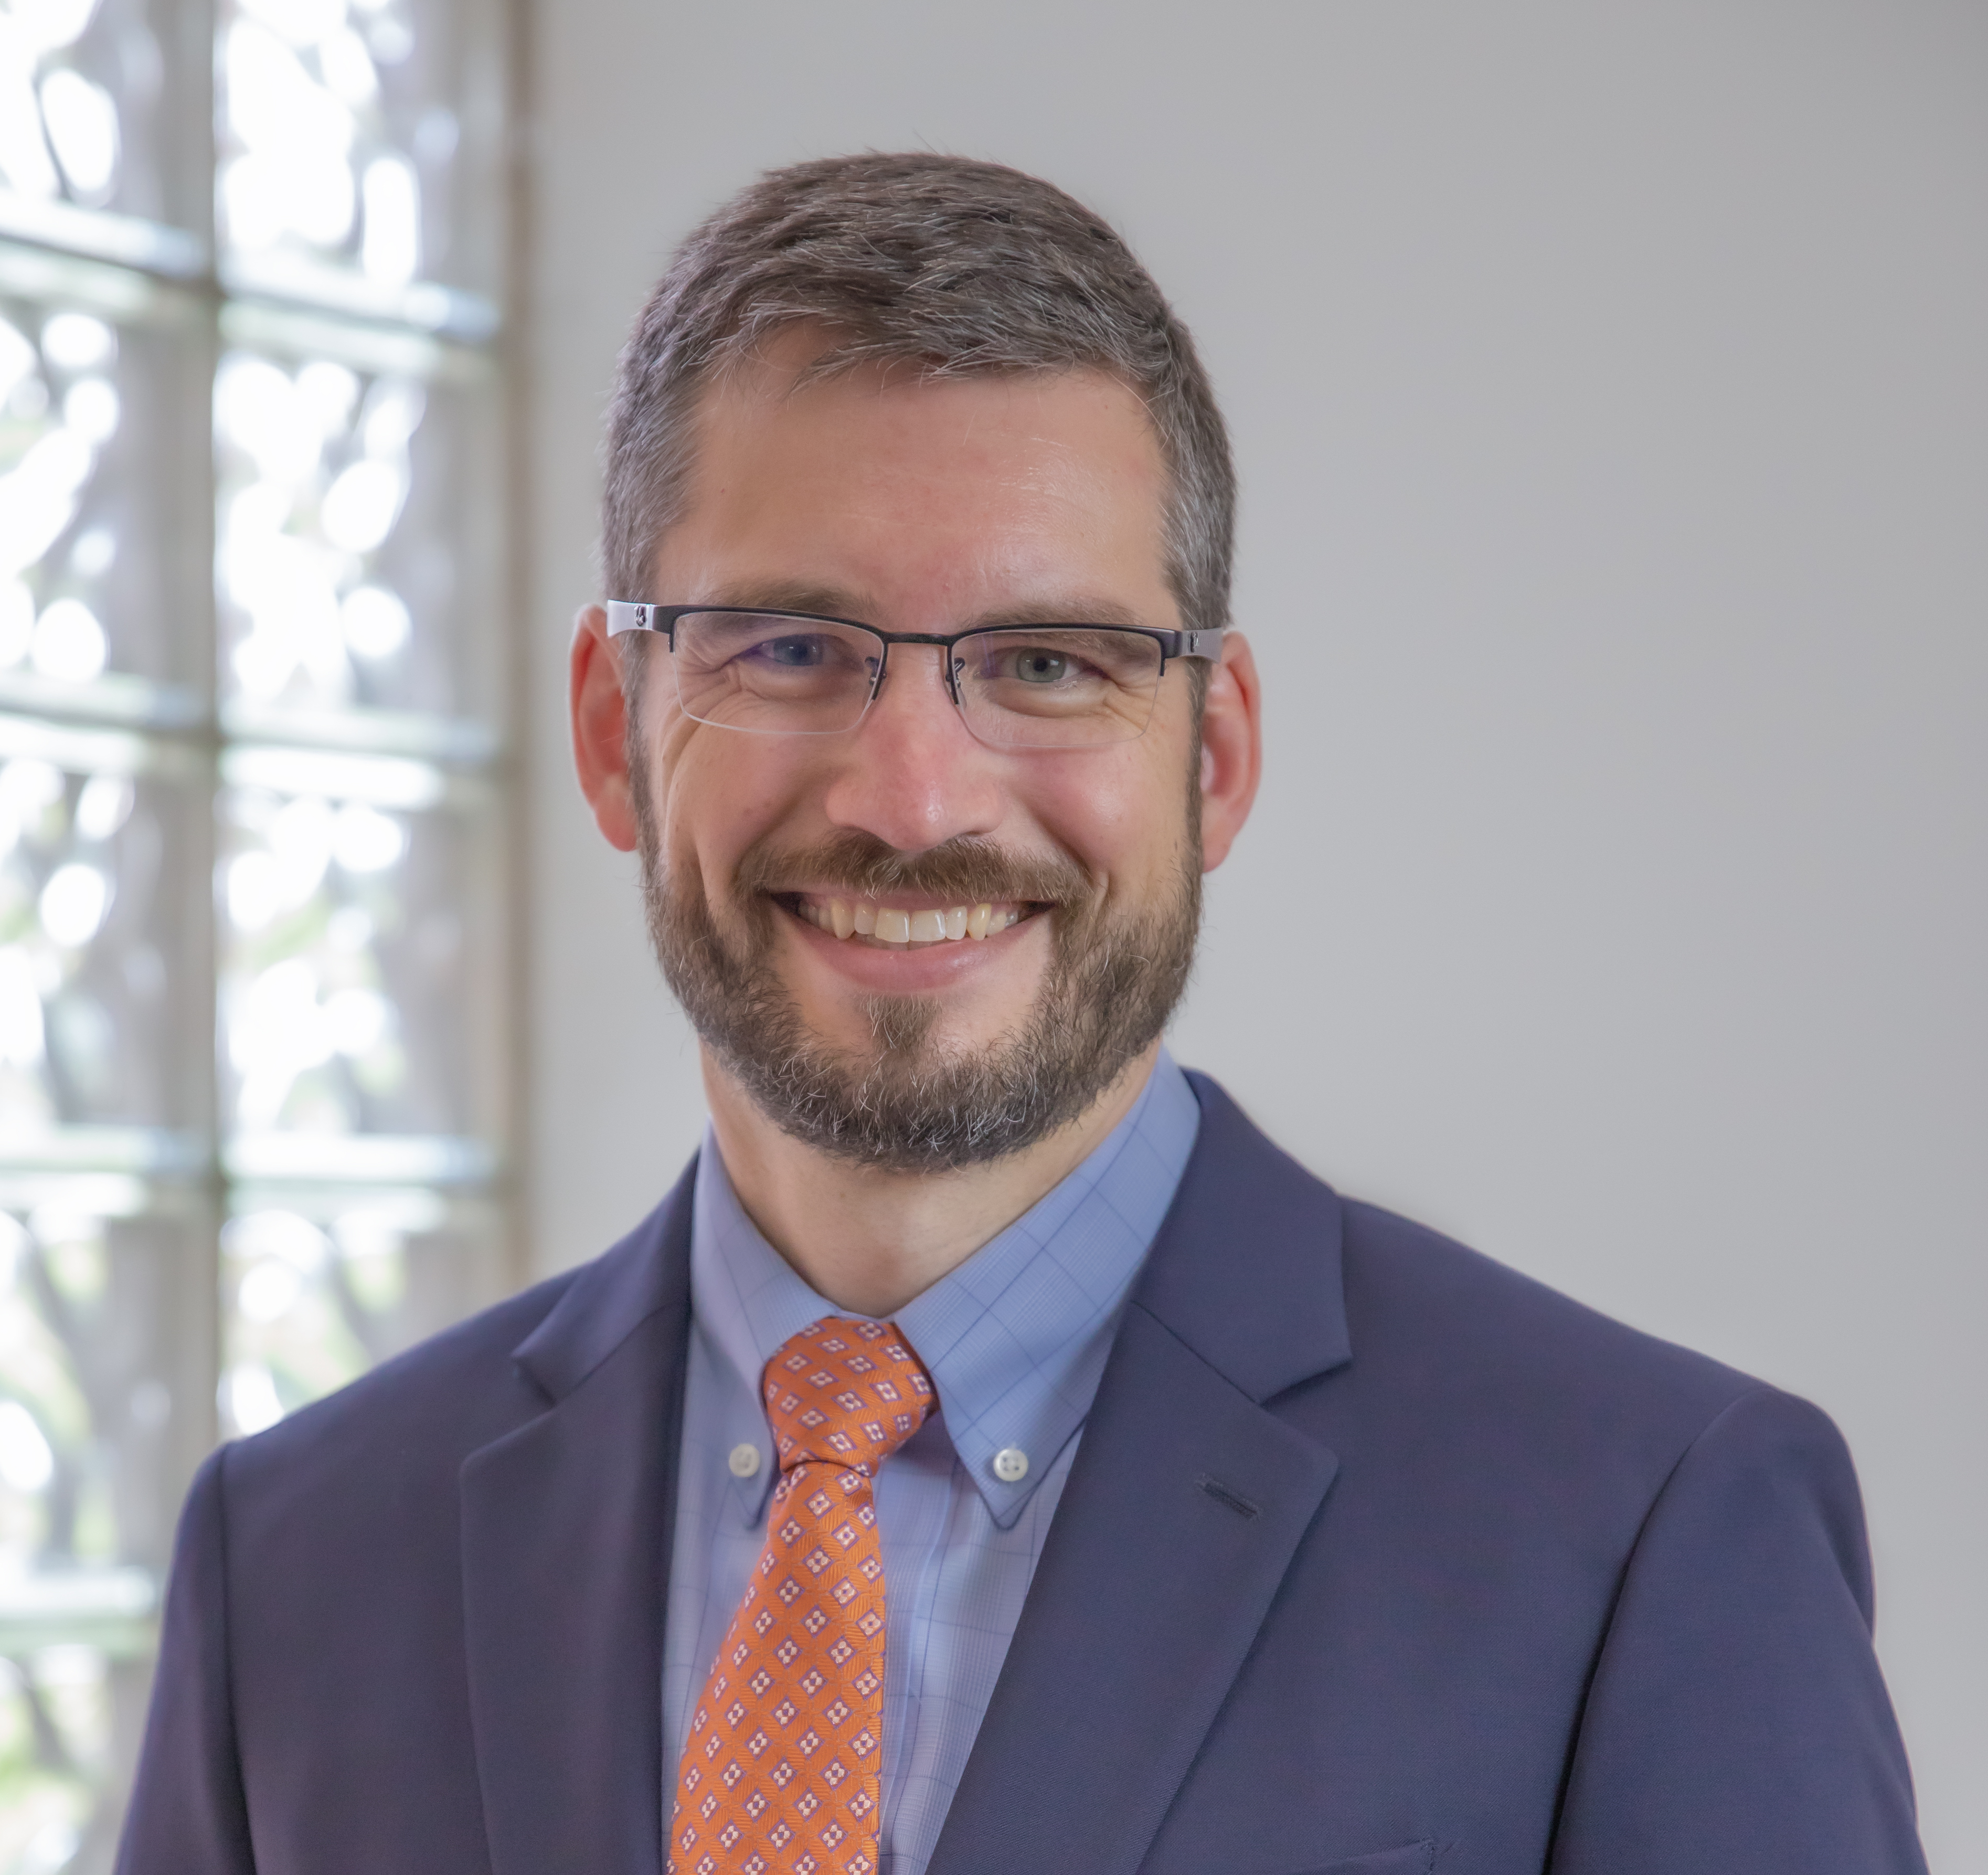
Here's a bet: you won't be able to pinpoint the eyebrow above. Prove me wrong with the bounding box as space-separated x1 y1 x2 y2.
693 581 1157 632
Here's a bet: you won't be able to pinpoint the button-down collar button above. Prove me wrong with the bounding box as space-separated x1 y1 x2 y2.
728 1443 763 1479
991 1446 1029 1484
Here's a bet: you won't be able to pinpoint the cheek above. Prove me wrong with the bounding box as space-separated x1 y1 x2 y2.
1023 744 1190 890
654 733 819 888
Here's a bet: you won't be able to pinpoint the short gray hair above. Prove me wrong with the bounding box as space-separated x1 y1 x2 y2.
601 153 1236 640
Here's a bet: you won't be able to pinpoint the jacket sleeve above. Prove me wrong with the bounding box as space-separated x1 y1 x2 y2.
1548 1386 1927 1873
115 1446 257 1873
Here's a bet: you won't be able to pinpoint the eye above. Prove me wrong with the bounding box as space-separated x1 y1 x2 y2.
753 635 829 668
1009 647 1073 684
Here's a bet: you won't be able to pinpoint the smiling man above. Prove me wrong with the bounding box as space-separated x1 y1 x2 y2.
571 323 1247 1318
120 156 1926 1875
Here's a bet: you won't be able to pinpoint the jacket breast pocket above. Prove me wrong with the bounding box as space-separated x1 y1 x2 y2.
1279 1845 1438 1875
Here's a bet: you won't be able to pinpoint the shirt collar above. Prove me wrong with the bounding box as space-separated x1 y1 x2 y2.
689 1049 1201 1530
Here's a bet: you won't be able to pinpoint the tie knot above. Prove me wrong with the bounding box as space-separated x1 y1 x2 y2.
762 1317 935 1478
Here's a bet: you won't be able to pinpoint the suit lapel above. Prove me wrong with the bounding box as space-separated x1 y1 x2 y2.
459 1164 696 1875
929 1077 1353 1875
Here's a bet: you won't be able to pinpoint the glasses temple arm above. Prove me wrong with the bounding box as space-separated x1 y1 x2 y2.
604 601 667 637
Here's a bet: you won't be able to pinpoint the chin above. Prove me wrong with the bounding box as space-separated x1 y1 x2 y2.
789 984 1018 1065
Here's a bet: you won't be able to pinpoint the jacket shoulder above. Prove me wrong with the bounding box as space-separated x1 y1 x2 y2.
220 1267 579 1519
1181 1069 1776 1439
1318 1192 1823 1540
1339 1194 1763 1417
222 1162 697 1512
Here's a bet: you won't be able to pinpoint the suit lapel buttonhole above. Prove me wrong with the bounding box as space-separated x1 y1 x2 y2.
1196 1473 1261 1520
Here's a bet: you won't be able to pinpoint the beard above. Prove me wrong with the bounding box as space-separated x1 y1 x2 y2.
631 755 1202 1173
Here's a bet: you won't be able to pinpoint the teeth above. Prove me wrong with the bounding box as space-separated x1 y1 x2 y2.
799 897 1026 948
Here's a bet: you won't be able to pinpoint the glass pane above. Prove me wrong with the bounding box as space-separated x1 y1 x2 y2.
215 0 505 317
214 327 499 730
0 1177 212 1873
0 271 209 710
218 750 500 1157
0 729 206 1140
2 0 511 1856
220 1184 501 1435
0 1644 120 1874
0 0 206 238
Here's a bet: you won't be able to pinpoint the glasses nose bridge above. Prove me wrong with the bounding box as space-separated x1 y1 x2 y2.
867 634 968 718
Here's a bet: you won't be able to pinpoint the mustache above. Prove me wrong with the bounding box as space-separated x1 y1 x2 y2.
734 832 1094 908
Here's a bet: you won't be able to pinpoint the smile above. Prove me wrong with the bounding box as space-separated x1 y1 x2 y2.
781 893 1035 950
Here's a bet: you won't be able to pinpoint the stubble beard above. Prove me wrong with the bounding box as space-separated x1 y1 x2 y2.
631 742 1202 1174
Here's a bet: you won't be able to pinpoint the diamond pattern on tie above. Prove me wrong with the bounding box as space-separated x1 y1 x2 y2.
669 1318 935 1875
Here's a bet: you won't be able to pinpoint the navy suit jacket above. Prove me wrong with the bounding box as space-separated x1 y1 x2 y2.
118 1076 1927 1874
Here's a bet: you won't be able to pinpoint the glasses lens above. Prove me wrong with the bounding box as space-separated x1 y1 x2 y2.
954 629 1164 748
668 612 880 735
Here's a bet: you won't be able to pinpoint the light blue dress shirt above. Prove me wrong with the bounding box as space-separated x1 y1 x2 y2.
661 1050 1201 1875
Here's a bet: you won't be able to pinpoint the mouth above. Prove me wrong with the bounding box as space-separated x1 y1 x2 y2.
774 892 1042 951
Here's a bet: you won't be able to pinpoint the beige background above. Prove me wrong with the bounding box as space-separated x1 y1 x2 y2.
517 3 1986 1863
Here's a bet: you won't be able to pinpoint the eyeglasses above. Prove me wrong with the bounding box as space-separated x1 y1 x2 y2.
604 603 1226 750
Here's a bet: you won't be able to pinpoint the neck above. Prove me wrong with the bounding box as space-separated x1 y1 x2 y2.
701 1042 1163 1317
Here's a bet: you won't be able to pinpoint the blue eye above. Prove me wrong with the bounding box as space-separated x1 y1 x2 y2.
756 635 828 668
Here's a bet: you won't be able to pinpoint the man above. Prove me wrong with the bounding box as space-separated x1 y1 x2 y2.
120 155 1926 1874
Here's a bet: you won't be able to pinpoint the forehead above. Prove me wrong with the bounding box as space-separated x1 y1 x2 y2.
657 338 1176 625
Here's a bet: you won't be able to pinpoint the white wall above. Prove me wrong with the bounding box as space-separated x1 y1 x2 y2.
522 3 1986 1862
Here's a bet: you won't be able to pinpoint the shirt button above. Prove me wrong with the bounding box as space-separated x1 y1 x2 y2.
728 1444 762 1479
991 1447 1029 1484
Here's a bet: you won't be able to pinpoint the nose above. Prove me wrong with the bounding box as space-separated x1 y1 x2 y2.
816 645 1008 852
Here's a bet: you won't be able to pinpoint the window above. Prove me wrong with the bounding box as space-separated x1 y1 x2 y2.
0 0 512 1859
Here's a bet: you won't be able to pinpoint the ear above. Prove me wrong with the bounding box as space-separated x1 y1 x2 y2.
1197 632 1262 871
570 604 640 853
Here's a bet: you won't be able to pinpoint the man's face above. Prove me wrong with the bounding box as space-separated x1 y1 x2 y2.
611 338 1220 1169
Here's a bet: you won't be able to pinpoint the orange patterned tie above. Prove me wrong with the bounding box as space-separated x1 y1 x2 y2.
669 1317 937 1875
